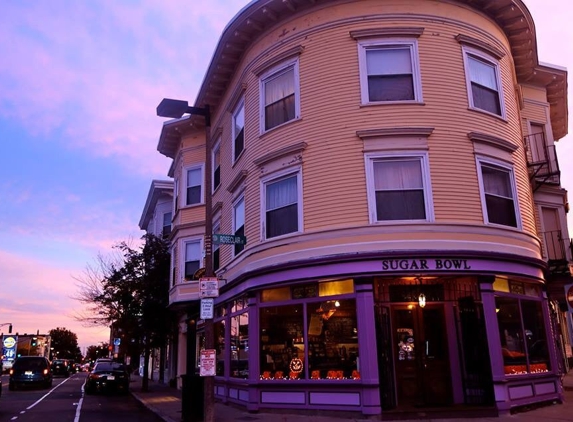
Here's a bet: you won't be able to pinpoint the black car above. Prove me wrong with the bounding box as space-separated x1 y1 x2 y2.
9 356 53 390
84 361 129 395
51 359 70 377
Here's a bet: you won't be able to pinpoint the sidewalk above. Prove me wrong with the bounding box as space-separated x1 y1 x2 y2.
130 373 573 422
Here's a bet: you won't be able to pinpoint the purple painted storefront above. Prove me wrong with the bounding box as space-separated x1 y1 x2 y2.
200 251 562 417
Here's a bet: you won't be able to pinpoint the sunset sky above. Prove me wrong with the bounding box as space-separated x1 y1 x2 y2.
0 0 571 352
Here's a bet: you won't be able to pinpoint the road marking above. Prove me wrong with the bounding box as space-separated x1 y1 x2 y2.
26 377 72 410
74 383 85 422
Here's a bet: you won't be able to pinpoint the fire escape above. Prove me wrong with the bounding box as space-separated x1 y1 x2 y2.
525 132 571 275
524 131 561 192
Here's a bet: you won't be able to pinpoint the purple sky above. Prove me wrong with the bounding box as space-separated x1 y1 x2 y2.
0 0 570 352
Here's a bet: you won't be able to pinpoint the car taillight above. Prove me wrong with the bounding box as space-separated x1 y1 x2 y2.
89 374 100 380
9 369 14 375
43 369 49 375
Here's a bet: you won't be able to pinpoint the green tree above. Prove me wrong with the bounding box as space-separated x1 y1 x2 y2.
49 327 82 361
85 343 110 361
74 234 173 391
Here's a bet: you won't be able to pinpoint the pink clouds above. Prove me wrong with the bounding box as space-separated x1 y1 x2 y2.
0 249 109 350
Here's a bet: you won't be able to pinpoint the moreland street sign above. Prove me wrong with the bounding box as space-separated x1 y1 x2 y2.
213 234 246 245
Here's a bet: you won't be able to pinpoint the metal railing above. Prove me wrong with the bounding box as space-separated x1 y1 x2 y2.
524 132 560 189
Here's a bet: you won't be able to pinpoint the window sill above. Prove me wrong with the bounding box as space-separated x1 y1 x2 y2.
467 106 507 122
360 100 425 107
260 116 301 137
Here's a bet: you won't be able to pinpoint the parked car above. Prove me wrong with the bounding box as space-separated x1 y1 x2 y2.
51 359 70 377
84 361 130 395
9 356 52 390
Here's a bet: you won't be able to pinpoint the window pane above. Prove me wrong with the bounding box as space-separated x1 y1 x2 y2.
187 168 201 186
522 301 550 373
265 68 295 105
230 312 249 378
376 190 426 220
366 48 412 75
234 128 244 160
374 160 422 190
187 186 201 205
482 164 516 227
234 225 245 255
215 319 225 376
469 55 497 90
265 94 295 130
267 175 297 210
485 195 517 227
267 203 298 238
471 84 501 115
234 104 244 134
368 74 414 101
307 299 359 380
496 297 527 375
260 304 305 380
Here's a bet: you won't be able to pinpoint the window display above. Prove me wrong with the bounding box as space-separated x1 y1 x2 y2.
259 299 359 380
230 311 249 378
496 296 550 375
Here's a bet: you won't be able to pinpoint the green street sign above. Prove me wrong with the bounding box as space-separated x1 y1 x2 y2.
213 234 246 245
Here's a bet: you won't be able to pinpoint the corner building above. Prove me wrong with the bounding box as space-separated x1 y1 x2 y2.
156 0 571 417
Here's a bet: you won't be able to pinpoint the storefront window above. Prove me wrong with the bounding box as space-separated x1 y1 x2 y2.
259 299 359 380
260 304 305 380
307 299 359 380
214 319 225 376
496 296 550 375
230 312 249 378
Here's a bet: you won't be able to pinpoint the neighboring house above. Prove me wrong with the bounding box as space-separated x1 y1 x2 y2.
154 0 571 417
138 179 174 383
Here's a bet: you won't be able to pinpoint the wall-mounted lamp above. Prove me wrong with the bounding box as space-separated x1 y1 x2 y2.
418 293 427 308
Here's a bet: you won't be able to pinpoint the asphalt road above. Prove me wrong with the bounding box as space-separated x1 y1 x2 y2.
0 372 163 422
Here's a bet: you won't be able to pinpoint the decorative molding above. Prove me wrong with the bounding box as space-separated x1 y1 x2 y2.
226 83 247 113
356 127 434 140
252 45 304 76
254 142 308 167
227 170 248 193
468 132 518 152
212 201 223 217
350 27 424 40
456 34 505 59
212 126 223 142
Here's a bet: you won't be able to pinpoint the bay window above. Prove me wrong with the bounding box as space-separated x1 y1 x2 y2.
183 240 201 280
358 40 422 104
477 158 519 228
463 47 504 116
260 59 300 132
232 100 244 162
185 166 203 206
233 196 245 256
366 153 433 222
263 170 301 239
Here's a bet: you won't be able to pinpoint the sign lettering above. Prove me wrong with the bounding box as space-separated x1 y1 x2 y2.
381 259 472 271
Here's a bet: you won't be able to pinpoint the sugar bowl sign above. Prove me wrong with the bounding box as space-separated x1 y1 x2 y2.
381 258 472 271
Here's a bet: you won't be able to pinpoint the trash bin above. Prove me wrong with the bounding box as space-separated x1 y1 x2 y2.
181 374 205 422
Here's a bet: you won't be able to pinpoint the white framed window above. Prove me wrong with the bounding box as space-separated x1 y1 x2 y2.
162 212 172 239
183 239 202 280
476 157 519 228
261 168 302 239
365 153 433 223
173 178 179 211
233 195 245 256
260 58 300 132
358 39 423 104
232 100 245 162
462 47 504 117
184 165 204 206
213 138 221 191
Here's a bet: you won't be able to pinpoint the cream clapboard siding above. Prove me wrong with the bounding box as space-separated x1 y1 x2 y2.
181 0 543 271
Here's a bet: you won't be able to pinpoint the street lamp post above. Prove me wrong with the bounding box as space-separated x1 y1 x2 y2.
157 98 214 422
0 323 13 333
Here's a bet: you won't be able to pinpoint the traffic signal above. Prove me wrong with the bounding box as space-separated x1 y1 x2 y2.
31 337 37 347
8 324 12 333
